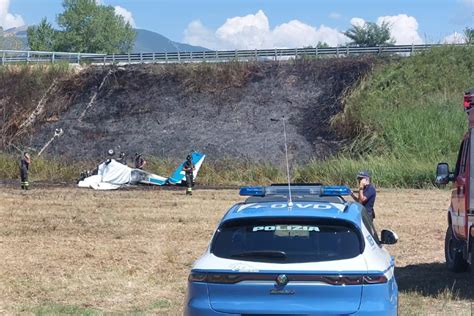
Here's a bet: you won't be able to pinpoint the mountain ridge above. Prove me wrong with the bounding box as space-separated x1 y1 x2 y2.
3 26 208 53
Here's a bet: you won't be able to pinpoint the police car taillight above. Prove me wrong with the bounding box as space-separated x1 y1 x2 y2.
188 272 207 282
363 274 388 284
188 272 240 284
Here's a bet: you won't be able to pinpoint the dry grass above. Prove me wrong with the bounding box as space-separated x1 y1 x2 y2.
0 187 472 315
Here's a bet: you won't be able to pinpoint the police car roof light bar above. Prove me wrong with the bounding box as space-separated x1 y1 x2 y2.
239 185 351 197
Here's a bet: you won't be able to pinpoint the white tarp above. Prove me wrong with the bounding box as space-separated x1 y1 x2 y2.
78 159 131 190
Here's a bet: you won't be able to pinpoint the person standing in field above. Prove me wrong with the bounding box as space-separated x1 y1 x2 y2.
351 170 377 220
183 154 195 195
134 153 146 169
19 152 31 190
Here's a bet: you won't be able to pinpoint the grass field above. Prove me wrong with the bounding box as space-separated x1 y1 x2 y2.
0 186 473 315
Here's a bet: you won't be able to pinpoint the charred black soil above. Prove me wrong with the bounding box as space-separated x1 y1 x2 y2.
1 58 374 162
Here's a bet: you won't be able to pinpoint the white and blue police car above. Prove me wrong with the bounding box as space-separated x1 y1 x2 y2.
185 185 398 316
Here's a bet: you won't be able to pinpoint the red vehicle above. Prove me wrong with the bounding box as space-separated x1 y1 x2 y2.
436 88 474 275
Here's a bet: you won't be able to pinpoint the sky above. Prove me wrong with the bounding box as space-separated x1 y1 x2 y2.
1 0 473 49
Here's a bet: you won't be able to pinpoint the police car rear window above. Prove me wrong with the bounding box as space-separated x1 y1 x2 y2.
211 218 362 263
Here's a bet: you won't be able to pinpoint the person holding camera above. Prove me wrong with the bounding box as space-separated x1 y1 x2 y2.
351 170 377 220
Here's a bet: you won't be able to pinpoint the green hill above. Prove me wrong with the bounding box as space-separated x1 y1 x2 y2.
133 29 208 53
299 46 474 187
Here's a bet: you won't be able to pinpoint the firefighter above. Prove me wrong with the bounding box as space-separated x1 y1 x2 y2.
183 154 195 195
134 153 146 169
19 152 31 190
351 170 377 220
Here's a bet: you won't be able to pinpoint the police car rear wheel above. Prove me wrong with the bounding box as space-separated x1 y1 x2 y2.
445 226 468 272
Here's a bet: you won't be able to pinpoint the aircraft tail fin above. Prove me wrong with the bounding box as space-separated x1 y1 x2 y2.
168 152 206 184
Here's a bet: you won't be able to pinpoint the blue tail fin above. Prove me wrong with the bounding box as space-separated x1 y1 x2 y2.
168 152 206 184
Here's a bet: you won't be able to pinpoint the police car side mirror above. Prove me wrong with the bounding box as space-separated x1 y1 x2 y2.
380 229 398 245
435 163 452 186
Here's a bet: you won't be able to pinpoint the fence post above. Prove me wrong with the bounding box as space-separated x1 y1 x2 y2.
235 49 237 60
152 52 155 63
203 51 205 62
215 50 218 60
112 54 115 64
1 51 5 65
26 51 30 64
295 48 298 59
274 48 277 61
52 52 55 63
77 53 81 64
128 53 131 63
315 46 318 56
165 52 168 63
178 51 181 63
411 43 414 55
190 51 193 61
336 46 339 57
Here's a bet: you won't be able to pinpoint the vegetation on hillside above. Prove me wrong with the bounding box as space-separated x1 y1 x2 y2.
318 46 473 187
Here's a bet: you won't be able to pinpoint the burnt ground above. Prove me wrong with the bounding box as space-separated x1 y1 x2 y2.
4 58 374 162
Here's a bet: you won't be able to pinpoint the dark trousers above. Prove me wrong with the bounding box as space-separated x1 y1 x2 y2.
20 168 29 189
185 173 194 194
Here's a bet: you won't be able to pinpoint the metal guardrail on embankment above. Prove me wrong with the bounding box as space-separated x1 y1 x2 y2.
0 44 470 65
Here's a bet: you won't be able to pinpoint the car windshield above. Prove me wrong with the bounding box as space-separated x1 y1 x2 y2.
211 218 363 263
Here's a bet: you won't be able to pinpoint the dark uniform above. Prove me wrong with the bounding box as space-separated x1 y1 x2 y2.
183 155 195 195
134 153 146 169
20 153 31 190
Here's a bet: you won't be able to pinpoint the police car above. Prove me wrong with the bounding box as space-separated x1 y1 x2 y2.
185 185 399 316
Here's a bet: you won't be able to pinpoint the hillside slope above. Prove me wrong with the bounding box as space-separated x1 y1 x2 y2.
1 59 373 163
133 29 208 53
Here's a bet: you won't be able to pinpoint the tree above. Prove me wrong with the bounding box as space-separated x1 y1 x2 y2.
316 41 330 48
27 18 57 51
344 21 394 47
29 0 135 53
464 27 474 44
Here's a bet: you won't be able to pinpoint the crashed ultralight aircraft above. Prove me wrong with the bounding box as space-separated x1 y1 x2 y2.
78 152 205 190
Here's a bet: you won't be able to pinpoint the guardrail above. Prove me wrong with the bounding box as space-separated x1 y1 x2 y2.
0 44 469 65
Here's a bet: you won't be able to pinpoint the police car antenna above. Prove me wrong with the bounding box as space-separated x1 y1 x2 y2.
271 117 293 208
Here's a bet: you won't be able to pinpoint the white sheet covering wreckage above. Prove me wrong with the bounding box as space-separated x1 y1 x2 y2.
78 152 206 190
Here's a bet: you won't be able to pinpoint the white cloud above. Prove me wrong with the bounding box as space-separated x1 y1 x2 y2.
329 12 342 20
377 14 423 44
443 32 466 44
183 20 219 48
273 20 348 47
184 10 348 50
114 5 136 28
350 17 366 28
0 0 25 29
350 14 423 45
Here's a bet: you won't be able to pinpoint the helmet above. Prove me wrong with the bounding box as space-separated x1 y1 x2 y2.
186 154 192 161
119 152 125 158
107 149 115 156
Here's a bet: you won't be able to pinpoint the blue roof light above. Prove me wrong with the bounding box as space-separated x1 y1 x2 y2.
240 186 265 196
239 185 352 197
321 185 352 196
